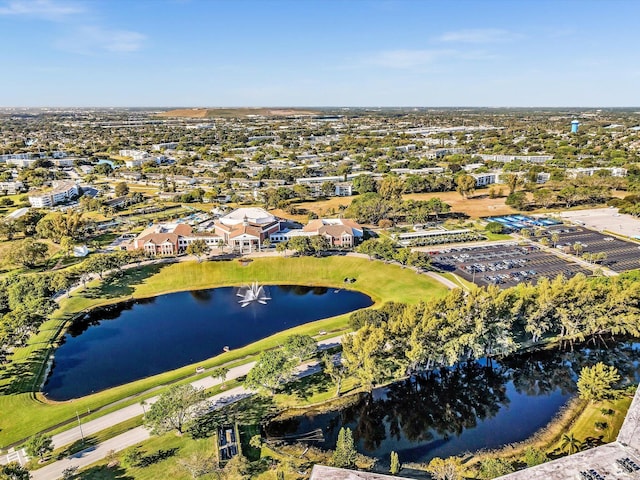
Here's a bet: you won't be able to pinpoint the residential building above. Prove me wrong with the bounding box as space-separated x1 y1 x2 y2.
28 181 79 208
479 154 553 164
567 167 627 178
536 172 551 184
296 176 354 197
0 180 25 195
51 158 75 167
152 142 179 151
472 172 499 187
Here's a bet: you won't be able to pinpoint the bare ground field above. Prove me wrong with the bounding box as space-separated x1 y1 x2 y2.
283 191 516 221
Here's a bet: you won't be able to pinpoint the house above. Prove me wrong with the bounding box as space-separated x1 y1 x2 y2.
0 180 24 195
214 207 282 253
471 172 499 187
128 223 221 256
28 181 80 208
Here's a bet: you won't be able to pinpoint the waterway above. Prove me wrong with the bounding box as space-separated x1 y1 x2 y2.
44 285 372 400
266 339 640 465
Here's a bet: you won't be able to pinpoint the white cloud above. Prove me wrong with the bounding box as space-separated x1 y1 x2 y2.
438 28 514 44
0 0 83 20
366 49 454 69
56 25 146 54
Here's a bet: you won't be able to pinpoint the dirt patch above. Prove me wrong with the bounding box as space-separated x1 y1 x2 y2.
289 191 515 220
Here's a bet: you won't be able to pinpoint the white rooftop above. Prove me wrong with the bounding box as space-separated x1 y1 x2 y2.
219 207 276 226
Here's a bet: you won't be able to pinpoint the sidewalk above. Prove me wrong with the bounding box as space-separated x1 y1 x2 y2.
2 336 342 470
30 360 325 480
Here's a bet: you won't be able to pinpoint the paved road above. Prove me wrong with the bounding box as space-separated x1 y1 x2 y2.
2 336 341 472
30 361 324 480
44 335 339 451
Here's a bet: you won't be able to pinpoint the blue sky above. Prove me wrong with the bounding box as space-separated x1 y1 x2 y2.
1 0 639 107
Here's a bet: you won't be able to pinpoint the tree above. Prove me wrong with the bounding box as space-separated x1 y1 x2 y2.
177 452 218 479
186 239 209 262
145 384 207 435
0 220 18 240
0 463 31 480
551 231 560 247
390 451 401 475
523 447 548 467
501 173 522 195
6 238 49 267
275 241 288 256
24 433 53 461
36 211 85 243
211 366 230 388
61 466 78 479
378 176 404 201
282 334 317 362
505 191 527 210
455 174 476 199
572 242 584 256
333 427 357 468
485 222 504 234
245 349 296 393
478 457 514 478
322 351 345 397
122 446 144 467
115 182 129 197
352 174 377 194
425 456 465 480
533 188 556 209
223 453 251 479
577 362 620 402
59 236 74 258
320 181 336 197
561 432 582 454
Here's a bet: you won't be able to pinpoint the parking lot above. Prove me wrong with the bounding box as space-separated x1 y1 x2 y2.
431 243 591 288
539 226 640 273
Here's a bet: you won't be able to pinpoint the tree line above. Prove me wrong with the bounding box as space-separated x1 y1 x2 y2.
341 273 640 391
0 250 147 367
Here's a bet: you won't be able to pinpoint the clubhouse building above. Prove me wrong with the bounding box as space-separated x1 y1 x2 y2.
127 207 363 255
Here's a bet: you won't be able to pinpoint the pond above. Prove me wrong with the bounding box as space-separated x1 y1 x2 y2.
266 339 640 466
44 285 372 400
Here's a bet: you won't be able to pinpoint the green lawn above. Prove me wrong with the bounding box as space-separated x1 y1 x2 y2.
549 396 632 453
0 256 447 447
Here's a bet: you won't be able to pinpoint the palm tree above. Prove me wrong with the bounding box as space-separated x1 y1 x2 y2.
551 232 560 248
561 433 582 455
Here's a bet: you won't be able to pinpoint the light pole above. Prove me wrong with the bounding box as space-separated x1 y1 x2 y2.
76 410 85 443
140 400 147 419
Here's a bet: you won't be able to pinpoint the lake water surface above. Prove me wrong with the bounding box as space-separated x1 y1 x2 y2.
44 285 372 400
266 340 640 465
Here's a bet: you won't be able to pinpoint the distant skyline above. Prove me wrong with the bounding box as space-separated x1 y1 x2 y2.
1 0 639 107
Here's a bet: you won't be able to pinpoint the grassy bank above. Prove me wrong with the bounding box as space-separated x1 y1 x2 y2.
463 394 633 475
0 256 447 447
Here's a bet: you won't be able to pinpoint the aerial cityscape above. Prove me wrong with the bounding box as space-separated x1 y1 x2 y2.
1 1 640 480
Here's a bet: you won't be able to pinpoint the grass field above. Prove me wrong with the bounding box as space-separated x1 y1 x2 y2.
0 256 447 446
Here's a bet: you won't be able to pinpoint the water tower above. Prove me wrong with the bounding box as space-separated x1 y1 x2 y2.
571 120 580 133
